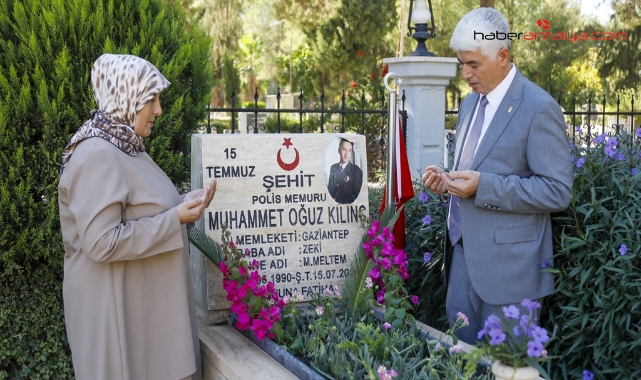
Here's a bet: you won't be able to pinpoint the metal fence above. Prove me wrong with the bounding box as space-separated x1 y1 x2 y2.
443 92 641 167
203 88 408 177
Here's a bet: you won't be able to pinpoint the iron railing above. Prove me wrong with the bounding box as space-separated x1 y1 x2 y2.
203 88 407 177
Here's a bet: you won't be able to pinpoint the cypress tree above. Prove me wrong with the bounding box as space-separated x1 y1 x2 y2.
0 0 213 377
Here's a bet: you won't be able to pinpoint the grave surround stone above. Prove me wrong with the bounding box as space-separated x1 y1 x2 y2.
191 134 369 324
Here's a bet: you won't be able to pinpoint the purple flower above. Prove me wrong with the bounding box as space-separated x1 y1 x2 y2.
541 260 550 268
513 326 521 337
593 133 606 144
619 244 628 255
382 322 392 331
583 370 594 380
411 295 420 305
636 128 641 138
423 252 432 262
576 157 585 168
575 126 583 134
632 168 638 176
606 136 618 148
521 299 541 312
419 191 428 202
489 328 506 345
527 339 544 358
530 326 550 343
616 152 626 161
502 305 520 319
484 314 502 330
422 214 432 225
520 314 530 330
604 145 617 158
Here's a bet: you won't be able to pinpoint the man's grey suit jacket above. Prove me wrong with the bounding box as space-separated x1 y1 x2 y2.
444 69 573 306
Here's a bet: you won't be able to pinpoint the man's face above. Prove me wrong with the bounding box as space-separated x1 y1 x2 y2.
338 141 352 165
457 48 509 95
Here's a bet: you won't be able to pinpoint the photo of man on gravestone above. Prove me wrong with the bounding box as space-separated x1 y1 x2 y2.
324 137 363 204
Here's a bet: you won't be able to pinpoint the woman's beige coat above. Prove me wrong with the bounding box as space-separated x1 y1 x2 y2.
58 138 201 380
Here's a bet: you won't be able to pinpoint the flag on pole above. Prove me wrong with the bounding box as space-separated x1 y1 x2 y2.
380 111 414 249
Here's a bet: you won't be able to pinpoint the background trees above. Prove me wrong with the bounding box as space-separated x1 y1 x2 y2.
191 0 637 109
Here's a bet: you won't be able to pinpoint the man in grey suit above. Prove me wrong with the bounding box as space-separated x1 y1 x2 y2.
422 8 573 343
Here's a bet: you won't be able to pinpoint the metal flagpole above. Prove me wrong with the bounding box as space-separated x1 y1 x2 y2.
383 72 402 211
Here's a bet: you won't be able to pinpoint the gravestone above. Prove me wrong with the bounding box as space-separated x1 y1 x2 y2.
191 134 369 324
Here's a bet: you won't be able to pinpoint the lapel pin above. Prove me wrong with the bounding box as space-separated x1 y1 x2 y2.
508 106 513 113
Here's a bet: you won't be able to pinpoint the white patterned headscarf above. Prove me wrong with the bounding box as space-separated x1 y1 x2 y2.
60 54 170 175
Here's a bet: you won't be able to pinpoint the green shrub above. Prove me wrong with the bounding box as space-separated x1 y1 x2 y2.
545 130 641 380
242 100 266 109
0 267 73 380
0 0 213 377
403 184 449 331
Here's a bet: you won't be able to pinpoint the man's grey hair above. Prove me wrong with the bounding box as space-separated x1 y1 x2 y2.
450 7 511 59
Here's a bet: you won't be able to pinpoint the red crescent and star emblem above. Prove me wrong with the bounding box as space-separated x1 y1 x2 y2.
277 137 300 171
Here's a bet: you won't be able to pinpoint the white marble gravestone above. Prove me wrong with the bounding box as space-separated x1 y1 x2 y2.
191 134 369 324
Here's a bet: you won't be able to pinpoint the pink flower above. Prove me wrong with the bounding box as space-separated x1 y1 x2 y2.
392 252 407 266
369 266 381 281
368 221 380 237
230 301 247 315
238 265 247 276
237 284 248 298
246 271 259 289
266 282 276 294
456 311 469 326
269 305 281 319
254 285 268 298
411 295 419 305
218 262 230 277
376 290 386 304
382 322 392 331
381 226 393 240
381 242 395 257
382 257 392 270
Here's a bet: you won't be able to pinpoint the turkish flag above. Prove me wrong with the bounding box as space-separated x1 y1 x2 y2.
379 112 414 249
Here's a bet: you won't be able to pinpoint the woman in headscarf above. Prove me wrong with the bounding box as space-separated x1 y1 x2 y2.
58 54 214 380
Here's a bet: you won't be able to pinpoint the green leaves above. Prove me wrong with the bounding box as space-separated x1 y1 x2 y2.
545 130 641 379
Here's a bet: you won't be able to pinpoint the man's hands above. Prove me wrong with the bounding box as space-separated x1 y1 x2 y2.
440 170 480 199
178 180 217 224
422 166 480 199
422 165 448 194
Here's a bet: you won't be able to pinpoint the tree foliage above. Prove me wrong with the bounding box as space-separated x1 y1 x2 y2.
598 0 641 92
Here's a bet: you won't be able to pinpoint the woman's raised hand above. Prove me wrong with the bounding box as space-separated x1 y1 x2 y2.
178 179 217 224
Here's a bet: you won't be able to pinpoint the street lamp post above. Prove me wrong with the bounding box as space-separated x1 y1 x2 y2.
406 0 436 57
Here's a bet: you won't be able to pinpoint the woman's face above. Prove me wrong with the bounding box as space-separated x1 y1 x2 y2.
133 93 162 137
